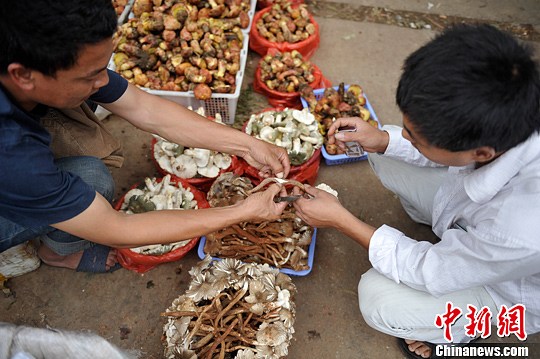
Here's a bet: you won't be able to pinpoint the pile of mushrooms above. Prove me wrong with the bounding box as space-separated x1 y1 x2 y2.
255 2 316 43
153 107 233 179
113 0 250 98
162 255 297 359
259 50 315 93
300 82 378 155
120 174 199 255
204 173 313 271
245 108 323 166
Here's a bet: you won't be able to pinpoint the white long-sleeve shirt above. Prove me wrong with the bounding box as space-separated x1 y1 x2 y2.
369 126 540 335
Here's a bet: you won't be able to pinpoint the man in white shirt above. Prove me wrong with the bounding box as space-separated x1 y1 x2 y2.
292 24 540 359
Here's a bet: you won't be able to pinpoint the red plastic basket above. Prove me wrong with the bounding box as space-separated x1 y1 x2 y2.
114 177 210 273
151 137 244 193
253 48 331 109
249 6 320 59
241 108 321 185
256 0 305 10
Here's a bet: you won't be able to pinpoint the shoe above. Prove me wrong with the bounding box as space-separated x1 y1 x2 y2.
76 244 122 273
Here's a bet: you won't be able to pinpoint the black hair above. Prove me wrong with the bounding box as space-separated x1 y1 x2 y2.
396 24 540 152
0 0 117 77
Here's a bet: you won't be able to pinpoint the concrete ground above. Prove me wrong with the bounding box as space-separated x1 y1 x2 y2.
2 1 540 358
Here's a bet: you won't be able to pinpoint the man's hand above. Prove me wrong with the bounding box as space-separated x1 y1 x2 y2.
241 184 289 222
328 117 389 154
241 139 291 179
292 185 345 228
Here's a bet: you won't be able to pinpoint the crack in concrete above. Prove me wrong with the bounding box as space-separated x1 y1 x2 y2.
306 0 540 42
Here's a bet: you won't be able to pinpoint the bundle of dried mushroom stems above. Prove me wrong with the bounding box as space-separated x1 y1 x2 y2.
204 173 336 272
162 255 297 359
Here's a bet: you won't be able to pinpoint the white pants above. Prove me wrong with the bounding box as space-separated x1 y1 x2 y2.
358 153 497 344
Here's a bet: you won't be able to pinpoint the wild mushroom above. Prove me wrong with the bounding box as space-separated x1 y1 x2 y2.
245 279 277 304
172 154 198 178
212 153 232 169
256 322 288 347
197 164 220 178
162 257 297 358
291 108 315 125
185 273 220 302
234 349 256 359
258 126 278 143
183 148 211 168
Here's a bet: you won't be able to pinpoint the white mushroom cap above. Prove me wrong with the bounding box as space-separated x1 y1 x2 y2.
245 115 256 135
198 164 220 178
172 155 198 178
157 156 174 174
259 126 277 143
256 322 288 346
261 112 275 126
122 188 145 210
212 153 232 169
184 148 211 168
292 108 315 124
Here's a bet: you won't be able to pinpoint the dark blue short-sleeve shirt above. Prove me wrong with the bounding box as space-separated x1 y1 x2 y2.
0 69 128 229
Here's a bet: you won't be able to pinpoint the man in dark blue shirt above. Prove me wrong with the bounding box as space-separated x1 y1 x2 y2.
0 0 291 273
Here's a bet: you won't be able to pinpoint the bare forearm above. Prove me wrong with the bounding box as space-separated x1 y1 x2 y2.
104 85 256 156
53 195 254 248
110 204 251 248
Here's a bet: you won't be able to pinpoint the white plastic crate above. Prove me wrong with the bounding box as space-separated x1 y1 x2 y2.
141 36 248 124
242 0 258 35
116 0 134 25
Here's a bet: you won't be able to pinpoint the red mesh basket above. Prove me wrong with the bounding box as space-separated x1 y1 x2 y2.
114 177 210 273
250 6 320 59
151 137 244 193
257 0 305 10
253 48 331 109
240 108 321 185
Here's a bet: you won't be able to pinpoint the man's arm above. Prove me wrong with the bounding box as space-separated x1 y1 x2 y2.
52 185 288 248
101 84 291 178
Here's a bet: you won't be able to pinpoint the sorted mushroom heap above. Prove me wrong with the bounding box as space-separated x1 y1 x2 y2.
300 82 378 155
162 255 297 359
153 107 233 179
120 174 199 255
259 50 315 93
204 173 313 271
245 108 323 166
112 0 250 98
255 2 316 43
